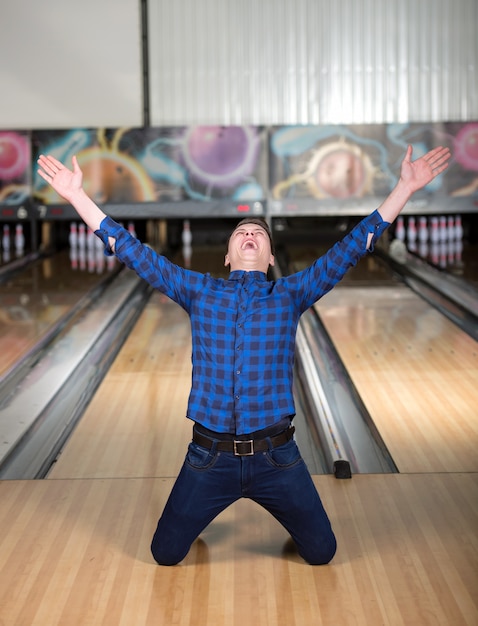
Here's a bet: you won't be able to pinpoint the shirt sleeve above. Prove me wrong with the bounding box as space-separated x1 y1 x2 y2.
285 209 390 311
94 215 204 308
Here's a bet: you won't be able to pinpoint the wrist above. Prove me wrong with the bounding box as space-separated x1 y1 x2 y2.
67 187 89 205
395 178 415 200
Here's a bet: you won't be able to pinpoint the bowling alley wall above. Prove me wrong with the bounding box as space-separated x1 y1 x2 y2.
1 0 477 228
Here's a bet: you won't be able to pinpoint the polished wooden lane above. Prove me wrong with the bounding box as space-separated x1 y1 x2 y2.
48 292 193 479
0 251 117 378
315 285 478 473
0 473 476 625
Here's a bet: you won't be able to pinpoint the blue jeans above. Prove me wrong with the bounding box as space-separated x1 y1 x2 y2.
151 436 337 565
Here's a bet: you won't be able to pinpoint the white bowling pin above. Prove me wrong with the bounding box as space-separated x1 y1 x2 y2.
15 224 25 255
395 216 406 241
430 217 440 244
182 220 192 246
439 216 447 242
2 224 10 251
455 215 463 241
78 223 86 250
447 216 455 241
418 216 428 243
69 222 78 248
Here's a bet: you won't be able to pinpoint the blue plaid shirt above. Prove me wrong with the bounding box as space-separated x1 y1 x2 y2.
96 211 388 435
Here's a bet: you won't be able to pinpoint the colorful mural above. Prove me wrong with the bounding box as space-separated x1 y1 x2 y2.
31 126 267 206
0 123 476 212
0 131 31 205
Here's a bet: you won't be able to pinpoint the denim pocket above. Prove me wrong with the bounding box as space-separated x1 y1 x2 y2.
265 439 303 469
186 441 218 470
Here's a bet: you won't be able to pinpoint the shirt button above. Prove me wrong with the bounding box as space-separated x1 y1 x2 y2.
236 370 241 375
235 395 240 400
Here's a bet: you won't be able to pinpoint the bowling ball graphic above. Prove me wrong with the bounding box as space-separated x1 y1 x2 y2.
78 147 156 203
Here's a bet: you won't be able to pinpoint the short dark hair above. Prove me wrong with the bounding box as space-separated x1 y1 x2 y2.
229 217 274 254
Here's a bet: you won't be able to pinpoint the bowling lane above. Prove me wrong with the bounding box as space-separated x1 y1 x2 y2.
47 229 477 479
315 285 478 473
47 244 232 480
0 250 118 378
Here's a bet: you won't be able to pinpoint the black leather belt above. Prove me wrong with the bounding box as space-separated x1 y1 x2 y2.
192 426 295 456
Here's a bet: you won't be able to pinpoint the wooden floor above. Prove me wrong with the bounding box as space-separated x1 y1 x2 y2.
1 474 477 625
1 289 477 624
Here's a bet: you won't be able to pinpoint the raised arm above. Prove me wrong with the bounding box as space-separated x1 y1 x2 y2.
377 145 451 223
37 154 107 233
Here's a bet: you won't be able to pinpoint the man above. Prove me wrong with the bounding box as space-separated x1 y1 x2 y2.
37 144 450 565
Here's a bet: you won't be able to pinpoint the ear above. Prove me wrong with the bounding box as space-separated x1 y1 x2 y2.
269 254 275 267
224 253 230 267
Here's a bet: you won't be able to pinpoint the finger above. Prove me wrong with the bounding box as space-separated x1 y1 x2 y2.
37 169 51 183
424 146 450 163
43 154 64 169
431 162 449 176
72 155 81 173
38 155 63 177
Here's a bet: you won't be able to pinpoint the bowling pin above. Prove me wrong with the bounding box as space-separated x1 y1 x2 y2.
418 216 428 243
70 245 78 270
407 216 417 251
439 216 447 242
87 227 96 251
395 216 405 241
418 240 428 259
15 224 25 257
430 216 439 244
2 224 10 252
455 215 463 241
69 222 78 248
182 220 192 246
78 223 86 251
128 221 137 238
78 246 86 271
447 216 455 241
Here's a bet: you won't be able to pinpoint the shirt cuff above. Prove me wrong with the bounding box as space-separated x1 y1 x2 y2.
366 209 390 252
94 216 123 256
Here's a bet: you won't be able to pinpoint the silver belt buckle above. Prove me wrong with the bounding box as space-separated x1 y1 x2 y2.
234 439 254 456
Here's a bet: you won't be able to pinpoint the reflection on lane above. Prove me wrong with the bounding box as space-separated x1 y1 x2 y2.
0 250 118 377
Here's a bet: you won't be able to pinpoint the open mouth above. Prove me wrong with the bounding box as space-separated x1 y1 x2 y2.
241 240 258 250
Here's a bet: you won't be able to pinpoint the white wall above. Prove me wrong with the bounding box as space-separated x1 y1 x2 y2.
1 0 477 129
1 0 143 129
147 0 478 125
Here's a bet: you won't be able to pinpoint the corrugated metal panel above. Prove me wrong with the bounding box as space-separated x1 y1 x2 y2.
147 0 477 125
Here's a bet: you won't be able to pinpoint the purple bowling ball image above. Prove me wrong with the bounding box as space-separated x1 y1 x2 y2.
182 126 260 188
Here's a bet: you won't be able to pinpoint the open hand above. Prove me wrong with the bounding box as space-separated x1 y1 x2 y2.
37 155 83 202
400 145 451 194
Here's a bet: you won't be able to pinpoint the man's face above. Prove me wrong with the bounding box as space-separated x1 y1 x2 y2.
225 223 275 273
